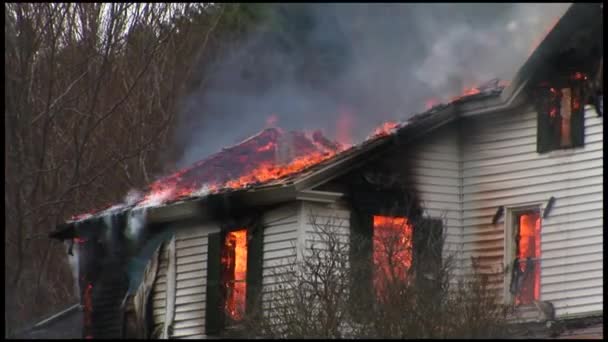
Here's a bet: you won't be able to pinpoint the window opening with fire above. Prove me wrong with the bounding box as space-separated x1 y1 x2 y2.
509 211 541 305
535 72 587 153
221 229 248 322
372 215 413 300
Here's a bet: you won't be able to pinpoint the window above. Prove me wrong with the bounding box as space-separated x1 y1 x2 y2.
221 229 248 323
350 209 442 308
206 224 263 336
505 208 542 305
372 215 413 299
536 72 587 153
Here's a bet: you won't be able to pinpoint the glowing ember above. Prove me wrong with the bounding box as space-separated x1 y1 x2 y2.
450 86 481 102
369 121 400 139
83 283 93 336
73 237 87 244
515 212 541 305
373 215 413 300
221 229 248 321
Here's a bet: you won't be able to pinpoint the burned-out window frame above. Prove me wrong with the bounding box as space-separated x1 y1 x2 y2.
503 204 543 306
535 72 588 153
205 216 263 336
348 186 442 311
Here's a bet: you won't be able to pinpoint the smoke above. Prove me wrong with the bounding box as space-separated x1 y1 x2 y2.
173 3 571 168
65 240 80 298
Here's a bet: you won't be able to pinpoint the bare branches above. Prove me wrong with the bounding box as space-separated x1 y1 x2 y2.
243 208 512 339
4 3 230 335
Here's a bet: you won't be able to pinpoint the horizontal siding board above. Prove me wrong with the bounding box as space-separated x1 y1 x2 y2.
541 260 603 279
175 295 205 312
176 254 208 266
173 326 205 338
463 149 602 178
462 184 601 211
176 237 207 249
173 320 205 330
555 303 603 318
541 251 602 267
176 246 206 258
177 262 205 274
463 167 602 196
173 310 205 322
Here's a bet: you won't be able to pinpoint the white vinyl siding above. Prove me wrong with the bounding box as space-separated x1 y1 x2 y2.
401 123 464 264
461 105 603 317
151 221 218 339
261 202 300 319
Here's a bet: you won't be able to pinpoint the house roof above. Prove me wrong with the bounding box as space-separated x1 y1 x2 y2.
50 83 503 238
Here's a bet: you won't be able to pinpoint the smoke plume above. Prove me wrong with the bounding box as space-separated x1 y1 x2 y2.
173 3 571 168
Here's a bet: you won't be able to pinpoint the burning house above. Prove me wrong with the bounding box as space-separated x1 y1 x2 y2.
48 3 602 339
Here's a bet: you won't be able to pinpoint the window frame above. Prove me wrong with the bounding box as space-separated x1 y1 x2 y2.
205 215 264 336
535 73 587 154
503 204 543 305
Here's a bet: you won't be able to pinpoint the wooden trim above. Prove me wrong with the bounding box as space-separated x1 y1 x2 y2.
163 237 177 338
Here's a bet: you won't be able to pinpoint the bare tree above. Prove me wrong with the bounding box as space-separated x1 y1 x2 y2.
4 3 227 334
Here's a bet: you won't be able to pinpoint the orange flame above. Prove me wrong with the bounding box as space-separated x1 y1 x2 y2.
370 121 400 139
224 151 337 189
515 212 541 305
222 229 248 321
373 215 413 300
450 86 481 102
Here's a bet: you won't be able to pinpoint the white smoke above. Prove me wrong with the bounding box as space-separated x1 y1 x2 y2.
124 189 143 206
126 207 147 243
65 239 80 298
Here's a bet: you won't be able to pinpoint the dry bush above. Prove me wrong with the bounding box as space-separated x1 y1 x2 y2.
242 209 513 339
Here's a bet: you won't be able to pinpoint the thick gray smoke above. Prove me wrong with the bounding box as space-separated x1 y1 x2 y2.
173 3 570 168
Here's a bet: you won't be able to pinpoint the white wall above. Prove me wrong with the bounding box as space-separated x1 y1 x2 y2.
461 105 603 318
260 202 300 321
401 123 464 264
151 221 219 339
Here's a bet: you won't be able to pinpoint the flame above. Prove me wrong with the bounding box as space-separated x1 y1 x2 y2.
369 121 400 139
224 151 336 189
373 215 413 300
336 108 354 146
73 237 87 244
450 86 481 102
222 229 248 321
515 212 541 305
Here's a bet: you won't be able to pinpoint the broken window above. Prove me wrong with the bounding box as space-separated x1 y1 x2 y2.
221 229 248 323
372 215 413 300
536 72 587 153
509 211 541 305
206 223 263 336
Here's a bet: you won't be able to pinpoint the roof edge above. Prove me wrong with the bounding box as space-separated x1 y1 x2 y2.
459 78 529 117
